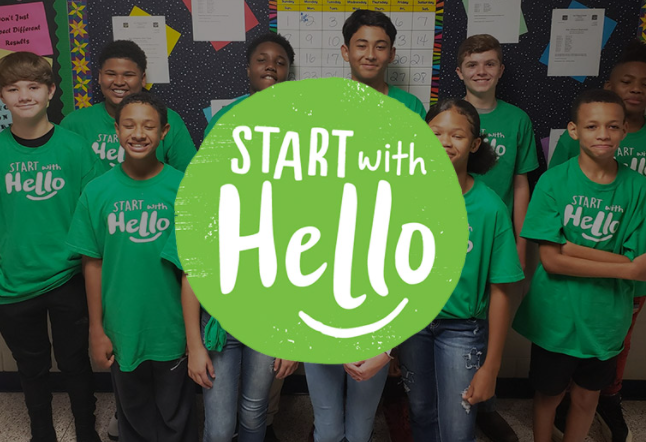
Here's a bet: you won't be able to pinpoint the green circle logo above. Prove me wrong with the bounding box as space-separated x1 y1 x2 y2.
177 78 467 363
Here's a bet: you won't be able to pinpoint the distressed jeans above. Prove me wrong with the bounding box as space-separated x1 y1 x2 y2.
201 311 275 442
399 318 487 442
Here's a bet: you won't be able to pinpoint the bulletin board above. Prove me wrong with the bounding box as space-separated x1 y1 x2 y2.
2 0 644 155
438 0 643 178
0 0 74 128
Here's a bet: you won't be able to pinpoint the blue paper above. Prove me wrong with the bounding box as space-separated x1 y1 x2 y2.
203 106 212 122
540 1 616 83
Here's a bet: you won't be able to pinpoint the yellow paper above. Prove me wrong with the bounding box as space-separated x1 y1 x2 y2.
130 6 181 90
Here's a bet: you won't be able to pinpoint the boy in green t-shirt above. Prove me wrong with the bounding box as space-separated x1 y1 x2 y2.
66 93 197 442
341 9 426 118
62 40 196 172
204 33 294 141
0 52 102 442
455 33 538 442
513 90 646 442
547 39 646 442
456 34 538 269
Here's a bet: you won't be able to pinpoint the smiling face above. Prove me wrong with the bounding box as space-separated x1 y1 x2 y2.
247 42 290 94
341 26 395 85
0 80 55 124
428 108 481 174
606 61 646 117
115 102 169 162
456 50 504 97
99 58 146 115
569 102 627 162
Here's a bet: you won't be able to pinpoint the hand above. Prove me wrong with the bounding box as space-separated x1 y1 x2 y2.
388 355 401 377
343 353 390 382
274 359 298 379
561 241 574 257
631 254 646 281
463 366 497 405
89 329 114 369
188 345 215 389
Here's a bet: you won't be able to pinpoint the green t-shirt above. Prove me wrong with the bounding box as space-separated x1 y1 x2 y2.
513 158 646 360
476 100 539 215
549 124 646 176
66 165 186 371
0 125 102 304
438 179 524 320
204 94 249 140
387 84 426 119
61 102 196 172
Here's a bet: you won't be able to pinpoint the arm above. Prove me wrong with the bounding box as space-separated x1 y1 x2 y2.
540 241 645 280
343 352 391 382
181 274 214 388
513 174 530 270
561 241 631 263
83 256 113 369
464 282 513 405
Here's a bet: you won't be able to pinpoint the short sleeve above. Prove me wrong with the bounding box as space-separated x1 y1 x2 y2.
161 229 183 271
412 97 427 120
514 112 539 175
66 192 102 258
80 146 106 188
549 130 579 169
520 176 565 244
164 110 197 172
489 206 524 284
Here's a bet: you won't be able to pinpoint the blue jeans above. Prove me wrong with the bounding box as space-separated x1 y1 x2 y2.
201 311 275 442
399 318 487 442
305 362 389 442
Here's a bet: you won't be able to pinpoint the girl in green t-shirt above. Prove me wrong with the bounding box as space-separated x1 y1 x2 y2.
399 98 523 441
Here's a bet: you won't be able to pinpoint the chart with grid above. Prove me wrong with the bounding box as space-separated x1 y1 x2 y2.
276 0 436 109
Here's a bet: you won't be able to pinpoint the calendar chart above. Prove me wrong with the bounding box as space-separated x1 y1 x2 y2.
273 0 440 109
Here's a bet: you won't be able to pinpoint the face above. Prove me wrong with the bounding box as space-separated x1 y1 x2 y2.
341 26 395 84
99 58 146 108
605 61 646 116
429 108 481 172
456 50 504 96
0 80 55 122
569 102 627 161
115 102 169 161
247 42 290 94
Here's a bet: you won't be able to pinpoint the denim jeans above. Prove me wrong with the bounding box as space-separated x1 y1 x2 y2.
304 362 389 442
0 274 98 442
201 311 275 442
399 318 487 442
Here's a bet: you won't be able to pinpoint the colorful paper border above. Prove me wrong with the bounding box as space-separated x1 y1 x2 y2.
66 0 93 110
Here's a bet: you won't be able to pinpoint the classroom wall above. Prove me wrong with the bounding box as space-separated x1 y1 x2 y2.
1 0 646 382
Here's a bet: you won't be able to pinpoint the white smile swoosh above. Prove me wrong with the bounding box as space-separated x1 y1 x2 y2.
129 232 163 243
298 298 409 338
27 192 57 201
581 233 613 242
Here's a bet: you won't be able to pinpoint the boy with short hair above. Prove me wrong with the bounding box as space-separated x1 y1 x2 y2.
456 34 538 267
513 89 646 442
66 92 197 442
456 33 538 442
341 9 426 118
62 40 196 172
548 39 646 442
204 32 295 139
0 51 102 442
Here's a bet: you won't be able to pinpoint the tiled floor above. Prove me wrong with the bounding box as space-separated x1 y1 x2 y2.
0 392 644 441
